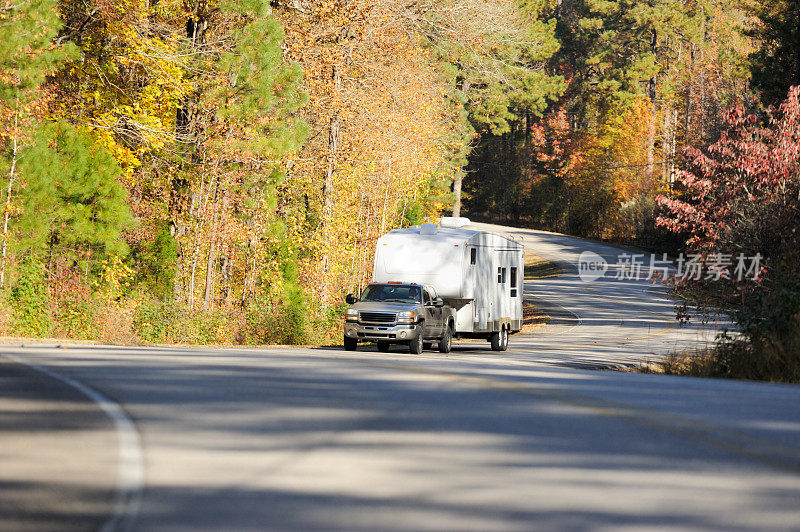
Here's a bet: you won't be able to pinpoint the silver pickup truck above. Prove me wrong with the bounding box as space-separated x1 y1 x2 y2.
343 283 457 354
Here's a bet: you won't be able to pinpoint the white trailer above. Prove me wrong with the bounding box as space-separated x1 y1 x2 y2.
372 217 524 349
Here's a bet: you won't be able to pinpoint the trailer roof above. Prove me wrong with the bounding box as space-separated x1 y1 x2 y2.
381 225 479 244
380 225 521 248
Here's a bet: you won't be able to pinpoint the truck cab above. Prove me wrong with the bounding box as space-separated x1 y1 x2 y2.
343 283 456 354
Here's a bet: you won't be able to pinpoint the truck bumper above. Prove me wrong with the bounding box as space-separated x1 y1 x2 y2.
343 322 421 342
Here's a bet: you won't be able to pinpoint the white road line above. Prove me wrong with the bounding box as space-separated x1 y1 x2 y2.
3 353 144 532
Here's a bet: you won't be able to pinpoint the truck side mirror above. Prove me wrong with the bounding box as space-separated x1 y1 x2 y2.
433 297 444 308
345 294 357 305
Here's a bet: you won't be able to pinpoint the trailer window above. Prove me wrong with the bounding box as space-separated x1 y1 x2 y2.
470 248 476 265
510 267 518 297
497 267 506 284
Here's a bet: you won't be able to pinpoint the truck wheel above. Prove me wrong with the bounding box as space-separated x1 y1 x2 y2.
344 336 358 351
500 328 509 351
438 324 453 353
377 341 391 352
409 333 424 354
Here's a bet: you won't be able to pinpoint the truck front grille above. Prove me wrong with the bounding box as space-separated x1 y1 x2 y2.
359 312 396 324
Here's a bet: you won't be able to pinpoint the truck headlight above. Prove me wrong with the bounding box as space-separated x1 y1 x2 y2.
346 309 359 321
397 311 415 323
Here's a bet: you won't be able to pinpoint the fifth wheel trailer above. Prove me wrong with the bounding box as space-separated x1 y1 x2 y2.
372 217 524 349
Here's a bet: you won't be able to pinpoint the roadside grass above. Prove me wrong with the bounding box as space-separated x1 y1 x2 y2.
524 253 563 280
520 301 550 334
638 350 717 378
637 339 800 383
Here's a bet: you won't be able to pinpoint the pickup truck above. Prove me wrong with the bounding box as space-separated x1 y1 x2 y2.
343 283 457 354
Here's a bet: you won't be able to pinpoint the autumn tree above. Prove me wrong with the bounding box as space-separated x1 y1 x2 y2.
0 0 75 285
275 0 462 306
466 0 753 240
657 87 800 381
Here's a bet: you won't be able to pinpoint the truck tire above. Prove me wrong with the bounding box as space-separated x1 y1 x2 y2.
344 336 358 351
409 333 424 354
490 328 508 352
438 324 452 353
377 341 391 352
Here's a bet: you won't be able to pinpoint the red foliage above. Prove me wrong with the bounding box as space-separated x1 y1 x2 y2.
657 87 800 268
48 259 92 308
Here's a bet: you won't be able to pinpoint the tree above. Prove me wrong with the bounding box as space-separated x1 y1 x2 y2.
657 87 800 260
16 122 134 273
0 0 76 285
657 87 800 381
744 0 800 106
274 0 464 306
407 0 564 216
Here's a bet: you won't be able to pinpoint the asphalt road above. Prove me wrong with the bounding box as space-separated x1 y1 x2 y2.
2 225 799 531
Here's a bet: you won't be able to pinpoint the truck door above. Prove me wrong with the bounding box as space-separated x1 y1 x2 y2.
422 287 442 338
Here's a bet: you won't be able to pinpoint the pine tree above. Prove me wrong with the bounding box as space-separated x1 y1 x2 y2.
16 122 134 271
745 0 800 106
0 0 76 285
0 0 71 101
217 1 307 158
410 0 564 216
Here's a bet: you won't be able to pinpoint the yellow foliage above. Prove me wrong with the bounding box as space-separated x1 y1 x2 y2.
277 0 455 304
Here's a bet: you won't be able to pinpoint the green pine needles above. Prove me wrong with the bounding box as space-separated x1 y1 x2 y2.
17 122 134 265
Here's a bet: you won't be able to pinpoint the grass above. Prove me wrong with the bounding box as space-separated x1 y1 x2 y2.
638 350 718 378
524 253 563 280
520 301 550 334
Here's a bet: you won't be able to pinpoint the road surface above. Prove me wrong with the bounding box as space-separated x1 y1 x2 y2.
2 225 799 531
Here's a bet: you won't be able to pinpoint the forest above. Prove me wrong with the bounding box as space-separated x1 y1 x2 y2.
1 0 799 375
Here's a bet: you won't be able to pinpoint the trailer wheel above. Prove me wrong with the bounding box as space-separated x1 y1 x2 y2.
344 336 358 351
490 332 501 351
409 333 424 354
490 328 508 352
438 324 453 353
377 341 391 352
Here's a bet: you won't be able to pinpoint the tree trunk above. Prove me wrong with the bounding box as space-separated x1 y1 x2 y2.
320 62 342 305
1 104 19 288
323 116 340 221
452 79 471 217
646 28 658 180
203 213 219 309
452 174 463 217
380 155 392 235
189 171 212 308
203 187 226 308
322 63 341 222
221 245 231 304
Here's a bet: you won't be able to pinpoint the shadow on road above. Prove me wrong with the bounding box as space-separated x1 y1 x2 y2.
4 346 799 530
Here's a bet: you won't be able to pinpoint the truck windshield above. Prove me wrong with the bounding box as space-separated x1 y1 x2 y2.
361 284 422 304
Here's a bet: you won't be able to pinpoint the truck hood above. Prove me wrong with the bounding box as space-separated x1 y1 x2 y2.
349 301 419 313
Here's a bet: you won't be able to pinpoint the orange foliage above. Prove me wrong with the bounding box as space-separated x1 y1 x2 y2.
277 0 453 304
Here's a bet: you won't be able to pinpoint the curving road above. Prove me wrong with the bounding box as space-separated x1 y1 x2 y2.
471 222 731 369
2 225 800 531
